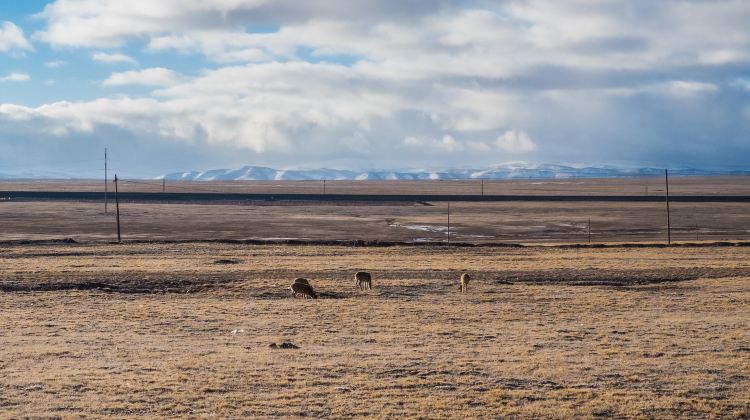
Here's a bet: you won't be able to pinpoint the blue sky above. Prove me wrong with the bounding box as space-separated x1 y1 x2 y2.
1 0 750 178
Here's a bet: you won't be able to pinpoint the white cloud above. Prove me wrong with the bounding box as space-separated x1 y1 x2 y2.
92 52 138 65
665 81 719 97
438 135 459 152
0 61 413 155
402 135 496 154
0 73 31 83
0 22 32 53
0 0 746 172
102 68 181 87
31 0 750 74
698 49 748 65
45 60 65 68
497 130 537 153
466 140 492 152
402 135 461 152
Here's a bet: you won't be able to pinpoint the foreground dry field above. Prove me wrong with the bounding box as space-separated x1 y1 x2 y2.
1 243 749 418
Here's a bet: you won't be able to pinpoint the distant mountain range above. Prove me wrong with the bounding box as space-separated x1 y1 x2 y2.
160 163 750 181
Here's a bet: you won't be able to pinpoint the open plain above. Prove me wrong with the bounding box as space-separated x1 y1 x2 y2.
2 177 750 244
1 178 749 418
1 242 749 418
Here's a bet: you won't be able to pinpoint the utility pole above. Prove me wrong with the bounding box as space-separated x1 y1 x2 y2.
104 148 108 214
447 202 451 246
114 174 121 243
588 218 591 244
323 179 326 195
481 179 484 197
665 168 671 245
162 178 166 193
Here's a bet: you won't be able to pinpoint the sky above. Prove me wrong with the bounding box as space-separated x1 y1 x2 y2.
1 0 749 178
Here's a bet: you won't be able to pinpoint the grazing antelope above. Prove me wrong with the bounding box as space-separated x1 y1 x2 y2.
460 273 470 293
293 278 310 286
290 280 317 299
355 271 372 290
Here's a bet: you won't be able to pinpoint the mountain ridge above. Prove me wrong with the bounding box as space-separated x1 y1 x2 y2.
159 164 750 181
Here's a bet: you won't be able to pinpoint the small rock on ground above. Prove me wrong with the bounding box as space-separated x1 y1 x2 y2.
269 342 299 349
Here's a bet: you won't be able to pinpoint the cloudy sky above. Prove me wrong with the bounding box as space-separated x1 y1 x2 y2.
1 0 749 177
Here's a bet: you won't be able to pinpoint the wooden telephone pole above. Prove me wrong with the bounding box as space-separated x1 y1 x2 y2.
114 174 121 243
665 169 671 245
104 148 108 214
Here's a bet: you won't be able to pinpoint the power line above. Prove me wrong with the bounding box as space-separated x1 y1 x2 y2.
118 179 225 194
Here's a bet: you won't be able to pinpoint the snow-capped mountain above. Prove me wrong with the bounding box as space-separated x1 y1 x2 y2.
159 163 750 181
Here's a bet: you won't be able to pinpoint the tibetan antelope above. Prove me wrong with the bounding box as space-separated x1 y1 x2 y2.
290 278 317 299
460 273 470 293
355 271 372 290
293 278 310 286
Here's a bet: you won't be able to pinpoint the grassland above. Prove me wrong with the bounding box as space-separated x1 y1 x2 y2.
3 177 750 244
1 243 749 418
1 200 749 244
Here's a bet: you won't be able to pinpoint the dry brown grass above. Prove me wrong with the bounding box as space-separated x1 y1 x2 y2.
1 243 749 418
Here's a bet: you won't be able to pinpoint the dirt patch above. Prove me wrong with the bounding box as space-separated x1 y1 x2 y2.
0 280 208 294
0 238 78 246
317 291 345 299
492 267 749 286
0 272 221 294
213 258 242 265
